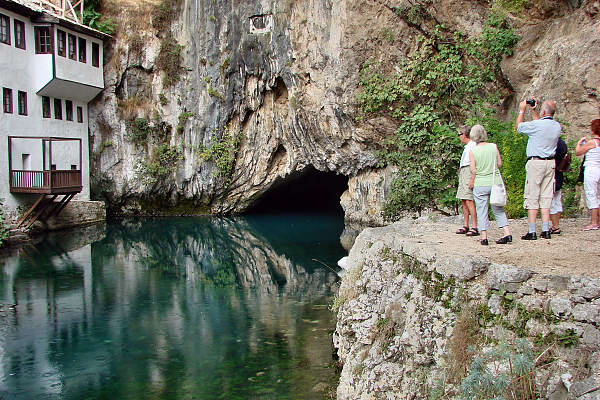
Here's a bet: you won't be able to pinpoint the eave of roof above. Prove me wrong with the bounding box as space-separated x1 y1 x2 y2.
0 0 111 40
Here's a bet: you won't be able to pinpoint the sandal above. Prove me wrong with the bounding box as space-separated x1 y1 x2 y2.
583 225 600 231
456 226 469 234
550 227 561 234
465 228 480 236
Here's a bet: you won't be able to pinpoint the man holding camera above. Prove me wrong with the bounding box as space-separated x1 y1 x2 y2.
515 99 562 240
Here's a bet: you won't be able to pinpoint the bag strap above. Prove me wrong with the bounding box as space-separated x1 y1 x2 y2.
492 144 498 186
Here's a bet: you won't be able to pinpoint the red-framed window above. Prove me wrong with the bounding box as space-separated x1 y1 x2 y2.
17 91 27 115
65 100 73 121
78 37 86 63
0 14 10 45
54 98 62 120
92 42 100 67
35 26 52 54
57 29 66 56
42 96 51 118
68 33 76 59
3 87 12 113
14 19 25 49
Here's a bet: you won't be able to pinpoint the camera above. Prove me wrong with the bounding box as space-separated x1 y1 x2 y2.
526 99 536 107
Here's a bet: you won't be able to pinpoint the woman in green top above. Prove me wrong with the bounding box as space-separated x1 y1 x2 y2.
468 125 512 246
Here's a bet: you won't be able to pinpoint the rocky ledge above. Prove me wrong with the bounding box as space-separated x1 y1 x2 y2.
333 216 600 399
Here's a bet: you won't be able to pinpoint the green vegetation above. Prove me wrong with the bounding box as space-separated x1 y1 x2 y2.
446 307 482 383
459 340 538 400
357 12 520 218
125 117 172 145
381 28 394 43
137 143 183 185
401 254 457 308
198 124 241 178
152 0 185 87
207 85 223 99
492 0 529 13
156 35 184 88
80 0 115 34
0 200 9 247
177 112 194 135
93 140 114 160
125 118 153 144
152 0 182 32
220 57 231 75
159 93 168 106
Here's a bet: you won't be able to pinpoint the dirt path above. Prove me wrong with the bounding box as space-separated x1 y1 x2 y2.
417 216 600 278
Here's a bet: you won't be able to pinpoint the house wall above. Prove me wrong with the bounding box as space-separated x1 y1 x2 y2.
0 4 104 217
53 26 103 90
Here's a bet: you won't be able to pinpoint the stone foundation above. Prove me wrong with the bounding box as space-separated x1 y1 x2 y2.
6 200 106 244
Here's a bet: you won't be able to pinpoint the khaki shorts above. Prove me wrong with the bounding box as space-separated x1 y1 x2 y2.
456 166 474 200
523 159 555 209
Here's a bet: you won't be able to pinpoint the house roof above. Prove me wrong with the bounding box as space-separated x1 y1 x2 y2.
0 0 111 40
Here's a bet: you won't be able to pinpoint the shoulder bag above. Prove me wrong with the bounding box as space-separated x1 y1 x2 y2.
490 144 507 207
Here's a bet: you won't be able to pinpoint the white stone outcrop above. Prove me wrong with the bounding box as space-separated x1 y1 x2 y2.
334 218 600 399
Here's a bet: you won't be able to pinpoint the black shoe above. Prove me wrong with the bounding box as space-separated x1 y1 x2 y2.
480 239 489 246
496 235 512 244
540 231 551 239
521 232 537 240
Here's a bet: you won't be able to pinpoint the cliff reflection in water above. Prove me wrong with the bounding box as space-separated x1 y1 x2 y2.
0 214 344 400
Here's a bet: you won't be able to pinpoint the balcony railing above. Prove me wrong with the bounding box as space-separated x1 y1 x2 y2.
10 170 82 194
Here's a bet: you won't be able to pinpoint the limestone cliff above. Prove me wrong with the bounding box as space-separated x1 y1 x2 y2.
333 217 600 399
89 0 600 222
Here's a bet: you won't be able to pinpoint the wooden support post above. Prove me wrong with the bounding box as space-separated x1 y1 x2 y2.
54 193 75 217
24 195 57 229
16 195 46 228
46 194 71 219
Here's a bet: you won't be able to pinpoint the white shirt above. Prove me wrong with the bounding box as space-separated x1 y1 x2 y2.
459 140 476 168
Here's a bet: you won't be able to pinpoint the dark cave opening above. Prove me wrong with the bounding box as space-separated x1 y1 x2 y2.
247 167 349 215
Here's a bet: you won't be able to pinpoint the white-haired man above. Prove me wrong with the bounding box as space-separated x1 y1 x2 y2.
515 99 561 240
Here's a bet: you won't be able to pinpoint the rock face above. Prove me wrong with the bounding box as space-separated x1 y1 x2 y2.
89 0 600 222
333 217 600 399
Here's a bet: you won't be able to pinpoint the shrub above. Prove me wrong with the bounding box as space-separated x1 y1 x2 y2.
176 112 194 135
459 340 537 400
136 144 183 185
159 93 168 106
125 118 153 144
207 85 223 99
156 34 184 88
357 13 519 218
152 0 182 33
198 124 241 178
80 0 115 34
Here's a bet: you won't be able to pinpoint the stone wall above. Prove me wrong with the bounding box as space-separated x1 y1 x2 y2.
333 218 600 399
6 200 106 244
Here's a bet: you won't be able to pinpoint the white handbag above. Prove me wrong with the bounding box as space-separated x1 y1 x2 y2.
490 144 507 207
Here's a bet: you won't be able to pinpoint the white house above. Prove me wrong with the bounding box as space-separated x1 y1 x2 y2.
0 0 109 228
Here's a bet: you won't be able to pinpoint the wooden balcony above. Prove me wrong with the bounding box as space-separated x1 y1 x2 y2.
10 170 82 194
8 136 83 195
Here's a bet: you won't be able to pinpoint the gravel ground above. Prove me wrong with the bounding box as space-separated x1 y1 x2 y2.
416 215 600 278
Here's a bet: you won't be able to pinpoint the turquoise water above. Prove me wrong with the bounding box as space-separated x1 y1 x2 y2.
0 214 345 399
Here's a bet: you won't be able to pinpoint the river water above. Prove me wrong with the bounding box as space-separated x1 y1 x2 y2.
0 214 346 399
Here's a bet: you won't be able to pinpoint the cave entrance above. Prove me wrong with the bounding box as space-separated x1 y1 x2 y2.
247 167 348 215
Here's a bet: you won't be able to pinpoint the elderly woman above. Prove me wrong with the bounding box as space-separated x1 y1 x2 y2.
468 125 512 245
575 119 600 230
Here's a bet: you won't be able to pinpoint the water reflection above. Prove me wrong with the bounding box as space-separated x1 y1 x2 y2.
0 214 344 399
